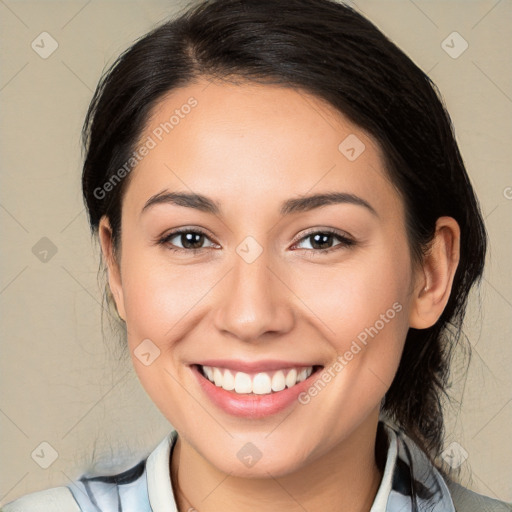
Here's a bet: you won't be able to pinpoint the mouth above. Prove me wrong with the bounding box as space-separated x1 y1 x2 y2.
190 361 324 418
194 363 323 395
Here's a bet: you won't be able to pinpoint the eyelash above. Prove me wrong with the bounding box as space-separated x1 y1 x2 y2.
157 227 355 255
157 228 219 255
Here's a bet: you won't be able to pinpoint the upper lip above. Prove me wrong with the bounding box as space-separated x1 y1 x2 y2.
194 359 322 373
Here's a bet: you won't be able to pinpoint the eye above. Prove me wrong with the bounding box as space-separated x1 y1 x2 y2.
158 228 218 253
292 229 355 254
157 227 355 255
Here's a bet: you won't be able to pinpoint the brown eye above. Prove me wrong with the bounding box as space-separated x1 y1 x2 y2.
308 232 336 250
159 229 217 253
293 229 355 253
176 232 206 250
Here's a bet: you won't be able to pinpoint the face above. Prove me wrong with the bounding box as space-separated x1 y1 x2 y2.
101 79 421 477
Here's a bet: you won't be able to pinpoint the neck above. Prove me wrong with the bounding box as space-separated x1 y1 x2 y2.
170 412 385 512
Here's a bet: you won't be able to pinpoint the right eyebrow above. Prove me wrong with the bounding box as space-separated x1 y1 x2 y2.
141 191 221 216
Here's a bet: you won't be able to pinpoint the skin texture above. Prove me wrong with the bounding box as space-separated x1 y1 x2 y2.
98 79 460 512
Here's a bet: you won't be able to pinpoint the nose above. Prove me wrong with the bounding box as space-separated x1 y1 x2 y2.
212 249 295 343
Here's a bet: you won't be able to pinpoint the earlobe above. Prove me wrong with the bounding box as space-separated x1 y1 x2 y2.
409 216 461 329
98 216 127 321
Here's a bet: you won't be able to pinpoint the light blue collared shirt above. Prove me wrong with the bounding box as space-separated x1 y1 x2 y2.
3 421 510 511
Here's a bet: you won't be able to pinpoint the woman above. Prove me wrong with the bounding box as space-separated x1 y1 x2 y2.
3 0 510 510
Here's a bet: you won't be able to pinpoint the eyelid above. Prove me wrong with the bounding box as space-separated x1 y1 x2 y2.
157 227 219 253
158 226 355 255
291 227 354 246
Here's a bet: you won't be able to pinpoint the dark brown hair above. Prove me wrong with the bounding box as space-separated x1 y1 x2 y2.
81 0 487 490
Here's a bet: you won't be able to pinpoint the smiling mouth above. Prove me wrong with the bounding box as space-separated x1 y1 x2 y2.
194 364 323 395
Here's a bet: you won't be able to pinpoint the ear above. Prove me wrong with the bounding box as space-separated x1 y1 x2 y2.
409 216 461 329
98 216 126 321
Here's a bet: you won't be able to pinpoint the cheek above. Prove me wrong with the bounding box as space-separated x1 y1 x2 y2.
290 241 412 402
118 250 204 414
292 243 412 342
120 250 212 342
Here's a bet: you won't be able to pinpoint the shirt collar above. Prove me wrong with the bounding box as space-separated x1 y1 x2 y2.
146 421 456 512
146 429 179 512
370 421 397 511
382 421 456 511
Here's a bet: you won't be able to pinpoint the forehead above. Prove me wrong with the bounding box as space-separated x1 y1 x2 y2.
123 79 402 221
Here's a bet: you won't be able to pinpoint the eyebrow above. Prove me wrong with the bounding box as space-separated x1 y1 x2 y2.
141 190 378 217
142 191 220 216
280 192 378 217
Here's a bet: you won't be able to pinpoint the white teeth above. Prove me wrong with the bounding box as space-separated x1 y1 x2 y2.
297 368 311 383
252 373 272 394
223 369 235 391
234 371 252 394
204 366 214 381
285 368 297 388
213 367 223 387
271 370 286 392
200 365 314 395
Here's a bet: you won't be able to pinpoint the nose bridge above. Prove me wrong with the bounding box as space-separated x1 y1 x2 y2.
212 242 293 341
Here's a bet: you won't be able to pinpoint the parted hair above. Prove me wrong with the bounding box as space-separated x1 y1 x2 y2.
81 0 487 489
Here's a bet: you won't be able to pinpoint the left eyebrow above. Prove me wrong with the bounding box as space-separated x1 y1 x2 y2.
280 192 378 217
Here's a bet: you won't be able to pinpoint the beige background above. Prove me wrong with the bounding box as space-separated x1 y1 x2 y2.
1 0 511 506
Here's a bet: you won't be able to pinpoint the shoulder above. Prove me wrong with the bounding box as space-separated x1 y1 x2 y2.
446 479 512 512
1 458 149 512
382 421 511 512
1 459 149 512
1 486 81 512
1 431 177 512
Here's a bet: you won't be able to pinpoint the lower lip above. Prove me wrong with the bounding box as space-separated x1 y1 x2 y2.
191 365 322 419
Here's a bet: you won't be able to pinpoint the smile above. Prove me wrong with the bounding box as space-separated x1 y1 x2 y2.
199 365 316 395
191 362 324 418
